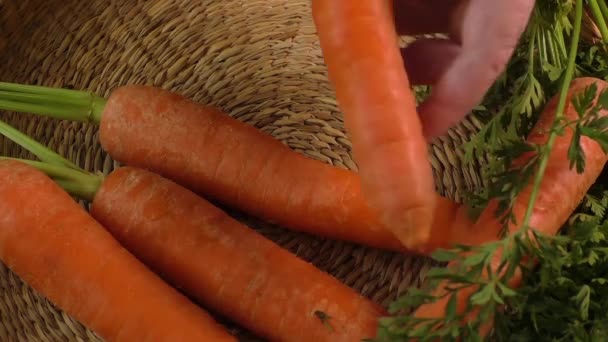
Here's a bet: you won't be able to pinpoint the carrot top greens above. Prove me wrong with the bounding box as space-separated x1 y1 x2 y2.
380 0 608 341
0 82 106 123
0 118 103 201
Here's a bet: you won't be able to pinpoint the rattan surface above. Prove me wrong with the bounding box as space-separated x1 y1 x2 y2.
0 0 488 340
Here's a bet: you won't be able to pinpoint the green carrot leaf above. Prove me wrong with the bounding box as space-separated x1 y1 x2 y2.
573 285 591 320
572 82 598 116
583 193 607 217
598 87 608 108
430 249 460 263
469 283 495 306
568 128 586 173
445 293 458 322
579 126 608 152
462 251 489 268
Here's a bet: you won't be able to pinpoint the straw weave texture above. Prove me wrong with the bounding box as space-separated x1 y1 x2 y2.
0 0 488 340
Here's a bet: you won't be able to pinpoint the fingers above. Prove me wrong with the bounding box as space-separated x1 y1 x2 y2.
394 0 461 35
401 38 461 86
417 0 536 140
418 47 515 140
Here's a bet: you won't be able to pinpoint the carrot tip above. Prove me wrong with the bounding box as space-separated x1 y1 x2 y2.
384 206 434 251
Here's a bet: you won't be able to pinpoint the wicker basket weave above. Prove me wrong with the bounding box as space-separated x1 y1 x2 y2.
0 0 489 340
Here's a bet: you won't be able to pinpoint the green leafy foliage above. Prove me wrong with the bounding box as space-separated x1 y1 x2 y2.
492 184 608 341
568 82 608 173
376 0 608 341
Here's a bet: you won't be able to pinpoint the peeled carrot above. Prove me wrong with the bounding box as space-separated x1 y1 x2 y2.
0 159 236 342
414 77 608 335
0 81 468 254
0 124 388 342
311 0 437 248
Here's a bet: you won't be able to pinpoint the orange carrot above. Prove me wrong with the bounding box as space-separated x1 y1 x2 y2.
0 81 468 254
311 0 437 248
99 86 472 254
0 159 236 342
414 77 608 335
98 85 412 252
0 117 389 342
0 160 388 340
89 166 386 342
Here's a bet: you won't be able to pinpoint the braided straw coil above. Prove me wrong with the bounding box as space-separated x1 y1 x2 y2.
0 0 489 340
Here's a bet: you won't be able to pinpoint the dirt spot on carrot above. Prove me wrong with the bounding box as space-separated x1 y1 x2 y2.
314 310 334 332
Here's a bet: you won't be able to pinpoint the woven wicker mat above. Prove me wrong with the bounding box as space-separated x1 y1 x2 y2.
0 0 489 341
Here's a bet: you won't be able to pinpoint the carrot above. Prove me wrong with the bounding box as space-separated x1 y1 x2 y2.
92 166 385 342
0 124 388 342
97 85 415 252
0 81 467 254
311 0 437 248
413 77 608 335
0 159 236 342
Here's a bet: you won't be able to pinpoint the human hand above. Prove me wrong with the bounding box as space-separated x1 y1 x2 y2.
394 0 536 140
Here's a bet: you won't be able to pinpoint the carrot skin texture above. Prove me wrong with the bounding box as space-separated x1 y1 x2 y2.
91 166 385 342
311 0 437 248
0 160 235 342
99 85 463 254
99 85 398 250
414 78 608 333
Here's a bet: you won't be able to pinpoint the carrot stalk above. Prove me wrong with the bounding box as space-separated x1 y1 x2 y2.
0 81 94 99
0 123 387 342
0 82 105 122
0 90 94 107
588 0 608 43
0 119 81 169
0 80 468 254
600 0 608 26
0 157 102 201
0 159 236 342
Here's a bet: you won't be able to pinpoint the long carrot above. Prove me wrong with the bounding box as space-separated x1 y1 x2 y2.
311 0 437 248
0 81 467 254
93 166 385 342
414 77 608 336
0 159 236 342
0 124 388 342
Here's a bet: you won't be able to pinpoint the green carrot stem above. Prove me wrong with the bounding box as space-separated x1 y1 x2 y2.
0 82 106 123
0 90 91 107
588 0 608 42
528 24 537 74
0 82 91 99
0 119 83 170
599 1 608 33
0 115 103 201
0 157 102 201
53 178 101 202
520 0 584 231
0 157 99 185
0 99 91 122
